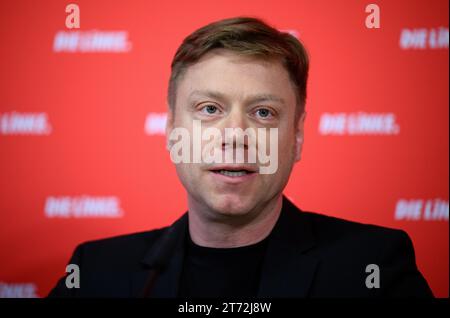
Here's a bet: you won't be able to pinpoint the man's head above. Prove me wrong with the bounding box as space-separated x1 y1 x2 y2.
166 16 309 219
168 16 309 123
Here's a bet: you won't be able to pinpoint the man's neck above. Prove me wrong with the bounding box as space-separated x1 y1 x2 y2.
187 195 283 248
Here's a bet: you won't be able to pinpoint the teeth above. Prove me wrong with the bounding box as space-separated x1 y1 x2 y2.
218 170 248 177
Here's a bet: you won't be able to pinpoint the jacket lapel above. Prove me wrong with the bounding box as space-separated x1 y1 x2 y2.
131 213 188 297
131 196 319 298
258 197 319 297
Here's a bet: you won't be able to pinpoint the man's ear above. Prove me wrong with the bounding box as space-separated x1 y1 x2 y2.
294 111 307 162
165 108 174 151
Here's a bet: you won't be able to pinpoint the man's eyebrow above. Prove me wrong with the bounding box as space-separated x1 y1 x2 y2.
188 90 286 105
249 93 286 105
188 90 228 102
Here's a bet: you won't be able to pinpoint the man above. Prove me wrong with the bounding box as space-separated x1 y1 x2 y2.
48 16 433 297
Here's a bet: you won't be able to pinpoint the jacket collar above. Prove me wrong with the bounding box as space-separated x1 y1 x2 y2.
134 196 319 297
257 196 319 297
132 213 188 297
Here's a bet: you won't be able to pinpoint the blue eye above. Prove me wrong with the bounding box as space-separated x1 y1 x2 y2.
256 108 272 118
201 105 218 114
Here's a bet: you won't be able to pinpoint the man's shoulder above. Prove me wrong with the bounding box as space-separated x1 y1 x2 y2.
288 208 432 297
81 226 167 249
301 209 407 238
295 208 414 259
284 197 407 242
73 225 171 270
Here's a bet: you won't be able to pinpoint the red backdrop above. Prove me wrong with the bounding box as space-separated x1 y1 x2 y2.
0 0 448 298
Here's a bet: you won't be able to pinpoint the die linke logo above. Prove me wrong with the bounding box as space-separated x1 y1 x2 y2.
54 4 132 53
0 282 38 298
45 196 124 218
0 112 52 135
319 112 400 135
400 27 449 50
53 30 132 53
395 198 449 221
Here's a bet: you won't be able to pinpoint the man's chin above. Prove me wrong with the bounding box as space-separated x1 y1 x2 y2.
205 193 256 217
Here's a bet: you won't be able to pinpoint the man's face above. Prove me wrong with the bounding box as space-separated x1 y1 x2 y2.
166 49 306 218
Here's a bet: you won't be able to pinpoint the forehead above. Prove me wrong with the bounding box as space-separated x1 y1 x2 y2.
176 49 296 105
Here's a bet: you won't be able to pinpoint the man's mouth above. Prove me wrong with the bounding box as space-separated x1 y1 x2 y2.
212 170 252 177
209 166 257 178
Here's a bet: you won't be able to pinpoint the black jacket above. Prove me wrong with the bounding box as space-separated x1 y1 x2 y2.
48 196 433 297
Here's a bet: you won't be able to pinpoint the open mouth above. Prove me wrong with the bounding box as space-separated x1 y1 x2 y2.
212 169 253 177
209 166 257 177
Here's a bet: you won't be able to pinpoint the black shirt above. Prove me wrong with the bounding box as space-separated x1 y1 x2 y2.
178 231 270 297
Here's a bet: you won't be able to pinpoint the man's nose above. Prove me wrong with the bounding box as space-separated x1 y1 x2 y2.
219 108 249 151
222 107 248 129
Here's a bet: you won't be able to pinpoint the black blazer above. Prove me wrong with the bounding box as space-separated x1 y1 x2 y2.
48 196 433 297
